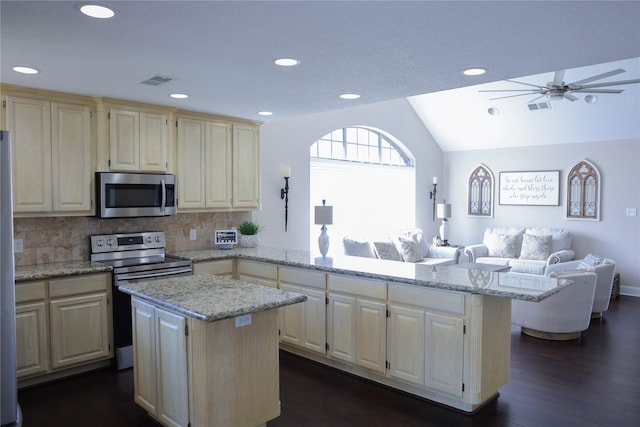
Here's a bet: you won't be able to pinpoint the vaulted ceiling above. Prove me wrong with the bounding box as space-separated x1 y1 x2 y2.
2 1 639 151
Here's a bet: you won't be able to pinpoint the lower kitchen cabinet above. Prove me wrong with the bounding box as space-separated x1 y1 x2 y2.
327 274 387 374
15 272 113 387
192 259 234 277
236 259 277 287
132 298 188 427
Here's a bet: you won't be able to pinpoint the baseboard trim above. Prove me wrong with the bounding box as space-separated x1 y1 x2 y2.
620 286 640 298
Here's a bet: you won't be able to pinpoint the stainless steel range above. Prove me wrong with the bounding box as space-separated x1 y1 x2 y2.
90 231 192 370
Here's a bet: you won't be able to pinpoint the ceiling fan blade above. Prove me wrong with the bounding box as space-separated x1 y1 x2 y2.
564 93 579 102
577 78 640 89
504 79 547 89
571 68 625 86
527 95 546 104
488 92 540 101
479 89 540 93
552 70 566 86
572 88 624 94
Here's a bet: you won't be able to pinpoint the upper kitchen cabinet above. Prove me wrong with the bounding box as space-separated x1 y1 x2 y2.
176 115 260 211
107 106 169 172
2 90 93 216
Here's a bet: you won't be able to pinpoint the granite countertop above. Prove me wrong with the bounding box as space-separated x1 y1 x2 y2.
173 246 572 302
118 274 307 322
15 260 113 282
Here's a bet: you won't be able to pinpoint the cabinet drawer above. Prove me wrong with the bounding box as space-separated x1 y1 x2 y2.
279 266 326 289
237 260 277 280
49 273 110 298
16 281 47 303
193 259 234 276
389 284 465 315
328 274 386 300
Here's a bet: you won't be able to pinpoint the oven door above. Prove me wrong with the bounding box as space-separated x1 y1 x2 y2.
112 267 192 370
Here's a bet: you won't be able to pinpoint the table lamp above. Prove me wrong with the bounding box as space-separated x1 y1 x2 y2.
437 203 451 246
314 200 333 257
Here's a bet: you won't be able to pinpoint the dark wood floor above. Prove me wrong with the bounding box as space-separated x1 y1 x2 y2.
18 297 640 427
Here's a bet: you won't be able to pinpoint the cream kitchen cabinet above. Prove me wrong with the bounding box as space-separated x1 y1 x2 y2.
109 108 168 172
4 95 92 215
236 259 277 288
388 284 464 397
327 274 387 374
278 266 326 355
15 281 49 378
132 298 189 427
15 272 113 388
192 259 234 277
176 116 259 211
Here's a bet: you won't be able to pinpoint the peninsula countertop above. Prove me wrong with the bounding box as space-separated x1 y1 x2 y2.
172 246 572 302
118 274 307 322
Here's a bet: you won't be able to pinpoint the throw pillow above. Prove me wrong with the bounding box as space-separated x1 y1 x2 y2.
486 233 519 258
343 237 376 258
582 253 604 266
373 239 403 261
519 233 552 261
397 228 429 258
398 237 423 263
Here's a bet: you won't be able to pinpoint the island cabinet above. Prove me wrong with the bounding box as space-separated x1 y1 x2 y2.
15 272 113 388
236 260 278 288
278 266 327 355
176 116 260 211
108 107 169 172
327 274 387 374
3 93 93 216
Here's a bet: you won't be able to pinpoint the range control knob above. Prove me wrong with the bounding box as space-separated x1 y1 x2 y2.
146 236 153 243
155 235 161 242
96 239 104 247
107 238 114 246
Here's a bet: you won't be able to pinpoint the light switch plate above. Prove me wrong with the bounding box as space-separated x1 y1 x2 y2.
189 229 197 240
14 238 24 253
626 208 637 217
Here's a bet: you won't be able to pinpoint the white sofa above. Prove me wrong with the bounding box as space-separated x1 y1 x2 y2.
464 227 575 275
343 228 460 266
545 255 616 318
511 271 598 340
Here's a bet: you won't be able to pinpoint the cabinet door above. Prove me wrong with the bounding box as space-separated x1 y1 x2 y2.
49 293 110 369
237 260 278 288
388 305 425 385
231 123 259 209
425 313 464 397
51 102 92 212
109 109 140 171
205 121 232 208
139 112 168 172
356 299 387 373
177 118 206 209
15 302 49 378
302 287 327 355
155 307 189 427
132 298 158 415
279 283 303 346
327 294 356 363
192 259 234 277
6 96 52 212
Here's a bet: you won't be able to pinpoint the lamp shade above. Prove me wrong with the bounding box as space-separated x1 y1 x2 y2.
436 203 451 219
314 205 333 225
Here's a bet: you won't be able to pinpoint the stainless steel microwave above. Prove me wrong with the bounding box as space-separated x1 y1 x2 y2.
95 172 177 218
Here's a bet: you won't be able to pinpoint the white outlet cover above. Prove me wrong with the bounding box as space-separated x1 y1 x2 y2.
190 229 197 240
14 238 24 253
235 314 252 328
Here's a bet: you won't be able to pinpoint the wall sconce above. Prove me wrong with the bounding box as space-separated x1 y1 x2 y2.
429 176 438 221
280 167 291 231
314 199 333 257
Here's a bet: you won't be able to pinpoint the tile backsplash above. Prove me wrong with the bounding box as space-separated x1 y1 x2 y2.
13 211 250 266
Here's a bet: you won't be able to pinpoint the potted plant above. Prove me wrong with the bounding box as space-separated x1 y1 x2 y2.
237 220 261 248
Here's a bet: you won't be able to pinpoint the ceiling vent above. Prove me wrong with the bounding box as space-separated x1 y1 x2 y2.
139 74 174 86
527 101 551 111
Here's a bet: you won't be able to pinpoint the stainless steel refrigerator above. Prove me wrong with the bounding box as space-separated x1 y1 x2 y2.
1 130 21 426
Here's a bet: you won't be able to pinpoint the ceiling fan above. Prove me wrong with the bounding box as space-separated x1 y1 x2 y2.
479 68 640 103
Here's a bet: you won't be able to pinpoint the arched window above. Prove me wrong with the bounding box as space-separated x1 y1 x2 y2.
467 164 494 217
310 127 415 255
567 160 600 220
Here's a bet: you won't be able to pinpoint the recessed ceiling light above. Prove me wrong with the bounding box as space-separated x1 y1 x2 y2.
274 58 300 67
80 4 115 19
487 107 500 116
339 93 360 100
170 93 188 99
463 67 487 76
258 111 273 116
12 66 39 74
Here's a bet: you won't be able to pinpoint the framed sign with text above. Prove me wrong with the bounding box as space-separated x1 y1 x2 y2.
499 170 560 206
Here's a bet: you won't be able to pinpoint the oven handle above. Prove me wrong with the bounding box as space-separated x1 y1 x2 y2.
115 267 192 283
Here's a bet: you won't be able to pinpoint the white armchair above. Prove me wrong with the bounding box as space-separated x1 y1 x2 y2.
511 272 598 340
545 256 616 318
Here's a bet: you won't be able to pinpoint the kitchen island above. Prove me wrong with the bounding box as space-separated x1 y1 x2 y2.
118 274 306 427
172 246 574 414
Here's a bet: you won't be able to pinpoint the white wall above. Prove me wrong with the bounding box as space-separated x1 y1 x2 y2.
255 98 443 253
443 139 640 291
